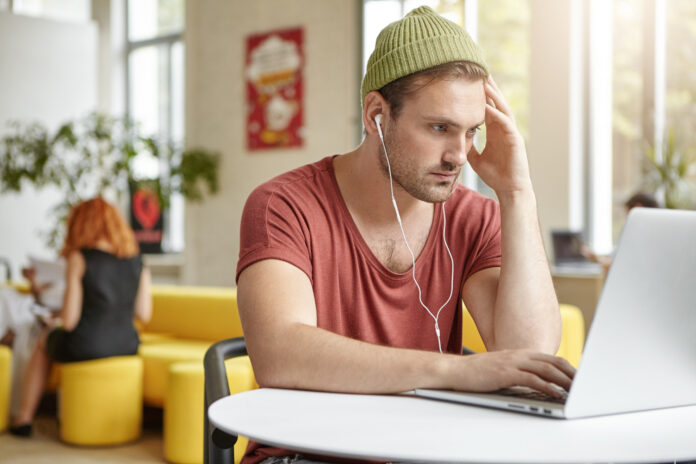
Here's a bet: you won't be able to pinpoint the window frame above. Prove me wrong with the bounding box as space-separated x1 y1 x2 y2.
124 0 185 253
124 2 183 143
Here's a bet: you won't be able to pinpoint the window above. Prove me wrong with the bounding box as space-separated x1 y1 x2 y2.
477 0 530 142
611 0 645 243
475 0 530 198
608 0 696 246
126 0 185 252
664 0 696 208
665 0 696 145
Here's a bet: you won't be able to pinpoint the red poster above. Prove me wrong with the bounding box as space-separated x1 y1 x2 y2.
246 27 304 151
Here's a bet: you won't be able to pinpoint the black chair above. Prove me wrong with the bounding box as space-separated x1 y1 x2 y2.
461 345 476 355
203 337 248 464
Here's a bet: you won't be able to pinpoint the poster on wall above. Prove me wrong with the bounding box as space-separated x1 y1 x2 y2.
130 182 163 254
245 27 304 151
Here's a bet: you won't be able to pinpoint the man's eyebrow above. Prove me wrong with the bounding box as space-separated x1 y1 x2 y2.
422 116 485 130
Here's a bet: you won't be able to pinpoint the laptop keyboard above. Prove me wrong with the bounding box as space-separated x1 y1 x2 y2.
496 387 568 405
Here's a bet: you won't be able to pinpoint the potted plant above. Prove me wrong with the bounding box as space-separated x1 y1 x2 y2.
0 112 220 251
642 130 696 210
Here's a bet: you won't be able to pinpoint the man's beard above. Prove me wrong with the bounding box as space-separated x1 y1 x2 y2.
378 130 460 204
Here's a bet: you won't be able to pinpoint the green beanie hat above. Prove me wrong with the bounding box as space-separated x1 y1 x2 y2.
361 6 489 104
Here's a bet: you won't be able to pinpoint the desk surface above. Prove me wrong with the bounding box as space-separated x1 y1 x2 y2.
209 388 696 463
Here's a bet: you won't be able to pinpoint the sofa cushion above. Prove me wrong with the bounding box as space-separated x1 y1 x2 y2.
145 286 243 342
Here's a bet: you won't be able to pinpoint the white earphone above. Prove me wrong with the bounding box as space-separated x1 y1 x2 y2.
373 113 455 354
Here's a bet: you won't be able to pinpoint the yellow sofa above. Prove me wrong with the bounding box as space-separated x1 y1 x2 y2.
139 286 252 463
138 285 245 407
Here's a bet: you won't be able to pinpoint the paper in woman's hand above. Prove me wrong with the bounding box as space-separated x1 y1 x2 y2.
28 256 66 309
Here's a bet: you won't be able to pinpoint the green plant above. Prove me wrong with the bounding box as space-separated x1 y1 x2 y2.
0 112 220 249
642 130 696 209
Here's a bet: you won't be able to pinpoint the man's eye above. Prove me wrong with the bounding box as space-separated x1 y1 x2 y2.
466 127 481 137
432 124 447 132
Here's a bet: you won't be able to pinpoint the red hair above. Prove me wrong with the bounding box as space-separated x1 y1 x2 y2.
61 197 139 258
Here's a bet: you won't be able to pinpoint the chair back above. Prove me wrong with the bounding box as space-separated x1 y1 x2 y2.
203 337 247 464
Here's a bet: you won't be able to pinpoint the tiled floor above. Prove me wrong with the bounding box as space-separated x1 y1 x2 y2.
0 415 165 463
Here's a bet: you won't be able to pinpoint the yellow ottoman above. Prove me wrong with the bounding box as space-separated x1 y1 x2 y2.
139 340 211 407
0 345 11 431
58 355 143 445
164 357 256 464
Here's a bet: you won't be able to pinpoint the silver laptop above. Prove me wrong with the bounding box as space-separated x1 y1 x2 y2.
416 208 696 419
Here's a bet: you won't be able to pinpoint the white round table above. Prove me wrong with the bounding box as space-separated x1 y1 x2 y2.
208 388 696 463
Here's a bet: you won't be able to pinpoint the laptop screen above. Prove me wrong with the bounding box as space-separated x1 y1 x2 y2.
551 230 588 265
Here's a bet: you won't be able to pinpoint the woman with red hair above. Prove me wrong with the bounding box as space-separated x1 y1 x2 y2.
9 197 152 437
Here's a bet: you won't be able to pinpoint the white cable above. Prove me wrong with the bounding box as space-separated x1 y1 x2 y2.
376 120 455 354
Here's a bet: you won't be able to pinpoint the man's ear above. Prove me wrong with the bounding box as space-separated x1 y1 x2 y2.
363 91 389 136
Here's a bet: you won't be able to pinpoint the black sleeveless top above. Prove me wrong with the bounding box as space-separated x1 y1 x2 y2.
53 249 142 362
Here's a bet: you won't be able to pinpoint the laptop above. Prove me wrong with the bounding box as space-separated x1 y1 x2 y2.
551 229 602 273
415 208 696 419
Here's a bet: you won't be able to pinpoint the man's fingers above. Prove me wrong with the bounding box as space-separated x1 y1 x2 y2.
532 353 577 380
488 76 504 95
520 360 573 392
485 80 514 119
553 356 577 380
518 372 565 398
485 104 516 134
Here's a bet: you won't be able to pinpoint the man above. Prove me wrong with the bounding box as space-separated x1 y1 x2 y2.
236 6 575 463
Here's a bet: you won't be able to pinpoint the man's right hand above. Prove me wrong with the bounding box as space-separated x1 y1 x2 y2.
450 350 576 397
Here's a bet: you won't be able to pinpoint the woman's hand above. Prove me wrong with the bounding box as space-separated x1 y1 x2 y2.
467 76 532 196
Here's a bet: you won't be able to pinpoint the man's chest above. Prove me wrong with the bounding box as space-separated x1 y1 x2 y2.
361 226 431 274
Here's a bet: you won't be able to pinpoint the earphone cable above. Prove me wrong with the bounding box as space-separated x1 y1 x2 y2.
377 125 455 354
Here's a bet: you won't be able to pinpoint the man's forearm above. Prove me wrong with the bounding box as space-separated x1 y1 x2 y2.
250 323 455 394
492 187 560 353
249 321 573 397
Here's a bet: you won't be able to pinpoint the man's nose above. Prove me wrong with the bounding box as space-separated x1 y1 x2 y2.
442 137 470 167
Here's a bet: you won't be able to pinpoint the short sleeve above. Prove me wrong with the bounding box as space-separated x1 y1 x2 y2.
236 184 313 284
465 199 502 280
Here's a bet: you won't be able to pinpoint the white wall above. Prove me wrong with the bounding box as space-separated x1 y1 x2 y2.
183 0 361 285
0 12 97 279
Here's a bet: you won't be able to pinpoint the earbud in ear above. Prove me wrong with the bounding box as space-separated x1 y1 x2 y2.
374 114 384 142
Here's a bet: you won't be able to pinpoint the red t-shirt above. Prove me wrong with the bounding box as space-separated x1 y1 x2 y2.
236 155 501 463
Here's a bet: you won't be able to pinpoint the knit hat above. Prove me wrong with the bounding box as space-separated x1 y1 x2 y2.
361 6 489 104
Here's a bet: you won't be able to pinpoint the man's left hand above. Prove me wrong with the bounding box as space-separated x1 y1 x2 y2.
467 76 532 195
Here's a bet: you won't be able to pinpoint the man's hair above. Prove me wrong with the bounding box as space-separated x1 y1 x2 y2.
625 192 659 209
379 61 488 119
